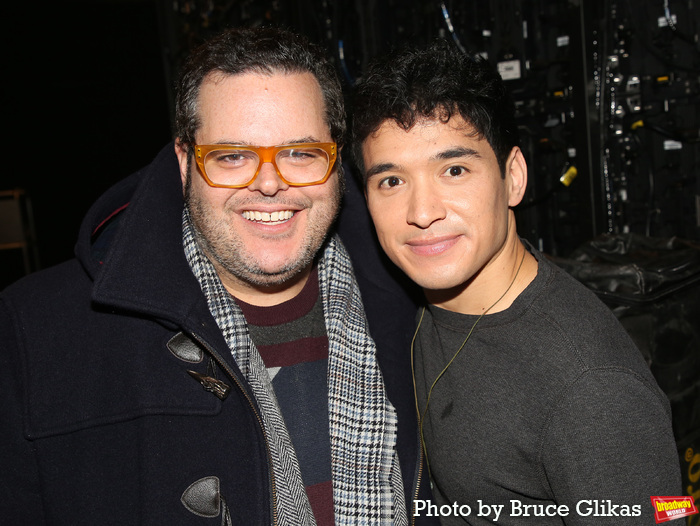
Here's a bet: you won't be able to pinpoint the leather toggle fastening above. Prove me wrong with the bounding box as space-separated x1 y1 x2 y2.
167 332 204 363
169 332 230 399
187 370 231 400
181 476 233 525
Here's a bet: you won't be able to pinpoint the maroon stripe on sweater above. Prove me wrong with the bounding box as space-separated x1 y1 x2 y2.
257 336 328 368
307 480 334 526
235 267 319 326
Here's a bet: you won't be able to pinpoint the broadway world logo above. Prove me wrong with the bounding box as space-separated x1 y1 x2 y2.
651 496 698 523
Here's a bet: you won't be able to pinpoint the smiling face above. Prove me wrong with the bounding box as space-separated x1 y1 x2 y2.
176 71 341 305
363 115 528 313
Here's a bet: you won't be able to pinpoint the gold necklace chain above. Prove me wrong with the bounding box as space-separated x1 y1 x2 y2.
410 248 527 479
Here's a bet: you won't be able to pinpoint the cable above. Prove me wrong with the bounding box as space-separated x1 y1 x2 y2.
622 0 700 72
439 1 466 54
337 39 356 85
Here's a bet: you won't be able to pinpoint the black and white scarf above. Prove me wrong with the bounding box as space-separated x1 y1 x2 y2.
183 211 407 525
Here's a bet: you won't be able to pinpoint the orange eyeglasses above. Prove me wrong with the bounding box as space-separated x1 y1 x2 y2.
193 142 337 188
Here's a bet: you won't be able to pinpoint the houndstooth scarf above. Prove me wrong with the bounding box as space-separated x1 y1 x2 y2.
183 210 407 526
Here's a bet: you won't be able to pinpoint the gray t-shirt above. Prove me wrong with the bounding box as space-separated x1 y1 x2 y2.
414 249 681 525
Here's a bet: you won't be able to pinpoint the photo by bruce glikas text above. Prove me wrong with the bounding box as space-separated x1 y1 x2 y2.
413 499 642 522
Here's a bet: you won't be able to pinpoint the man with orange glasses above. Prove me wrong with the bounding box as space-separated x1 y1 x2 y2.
0 27 433 525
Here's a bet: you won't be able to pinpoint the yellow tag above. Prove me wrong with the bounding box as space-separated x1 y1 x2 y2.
560 166 578 187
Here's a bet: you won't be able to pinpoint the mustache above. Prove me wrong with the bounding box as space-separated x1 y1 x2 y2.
228 195 313 208
184 177 313 210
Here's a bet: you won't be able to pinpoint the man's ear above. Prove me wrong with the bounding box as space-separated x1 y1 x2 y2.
506 146 528 207
174 139 190 192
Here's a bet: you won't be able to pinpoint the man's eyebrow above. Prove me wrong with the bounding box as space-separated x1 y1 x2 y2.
365 147 481 179
208 136 321 146
365 162 401 180
432 146 481 161
287 136 321 145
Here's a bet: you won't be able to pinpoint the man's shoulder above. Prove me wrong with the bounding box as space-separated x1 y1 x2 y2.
524 254 651 372
1 259 93 330
2 259 88 302
534 254 623 326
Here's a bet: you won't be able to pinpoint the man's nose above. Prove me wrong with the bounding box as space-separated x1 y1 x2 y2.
246 161 290 195
405 184 446 229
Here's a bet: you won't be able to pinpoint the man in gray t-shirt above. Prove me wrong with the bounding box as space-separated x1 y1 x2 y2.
351 39 682 525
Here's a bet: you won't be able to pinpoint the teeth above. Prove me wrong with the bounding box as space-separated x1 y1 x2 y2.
242 210 294 224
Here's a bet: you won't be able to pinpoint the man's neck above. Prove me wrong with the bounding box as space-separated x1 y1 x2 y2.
425 237 538 316
218 264 313 307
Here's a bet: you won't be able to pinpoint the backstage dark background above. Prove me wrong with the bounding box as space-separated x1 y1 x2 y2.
4 0 700 273
3 0 700 516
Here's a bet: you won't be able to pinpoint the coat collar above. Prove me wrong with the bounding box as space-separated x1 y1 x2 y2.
80 143 207 326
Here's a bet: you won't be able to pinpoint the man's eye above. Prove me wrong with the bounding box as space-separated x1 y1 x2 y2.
445 166 467 177
215 152 254 164
378 176 403 188
288 150 315 159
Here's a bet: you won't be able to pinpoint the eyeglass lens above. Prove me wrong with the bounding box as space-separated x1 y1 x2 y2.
204 146 330 186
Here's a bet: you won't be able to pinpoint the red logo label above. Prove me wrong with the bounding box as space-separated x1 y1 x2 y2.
651 496 698 523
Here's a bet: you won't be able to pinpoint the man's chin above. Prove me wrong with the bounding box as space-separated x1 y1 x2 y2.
236 261 311 289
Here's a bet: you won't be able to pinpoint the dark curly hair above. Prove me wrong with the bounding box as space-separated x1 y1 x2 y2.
175 27 345 150
351 39 518 179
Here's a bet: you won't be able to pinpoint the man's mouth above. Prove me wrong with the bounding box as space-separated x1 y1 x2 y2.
406 234 462 256
242 210 295 225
